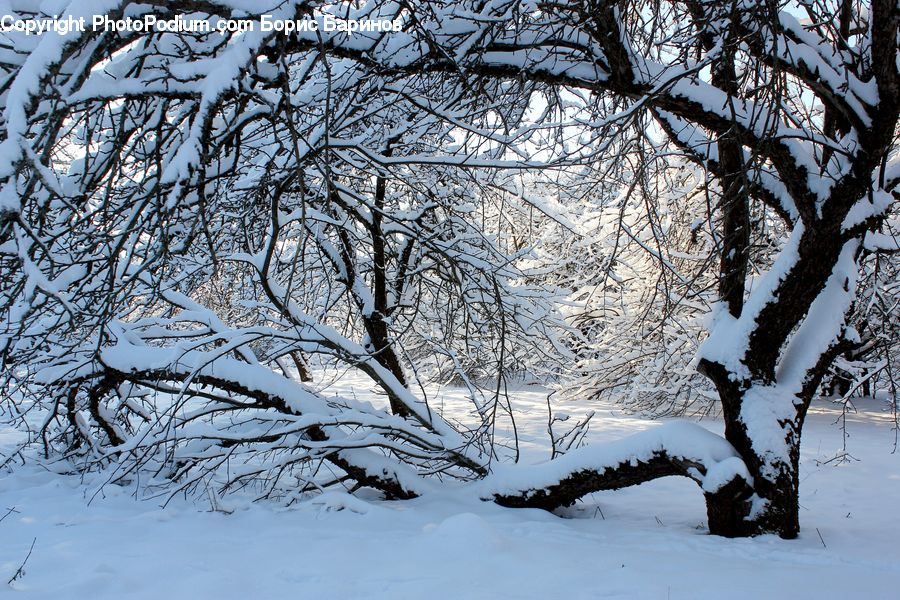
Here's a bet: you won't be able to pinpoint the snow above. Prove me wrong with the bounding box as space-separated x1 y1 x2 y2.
0 1 898 597
483 421 749 496
738 385 799 478
864 230 900 252
698 222 805 381
2 373 898 599
842 190 894 232
776 240 859 393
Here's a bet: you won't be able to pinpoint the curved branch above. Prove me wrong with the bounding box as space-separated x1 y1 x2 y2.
483 422 752 511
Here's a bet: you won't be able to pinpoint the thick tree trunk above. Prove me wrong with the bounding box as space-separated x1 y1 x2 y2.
705 447 801 539
698 360 810 538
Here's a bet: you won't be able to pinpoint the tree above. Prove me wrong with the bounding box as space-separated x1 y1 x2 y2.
305 0 898 539
0 3 528 498
1 0 898 539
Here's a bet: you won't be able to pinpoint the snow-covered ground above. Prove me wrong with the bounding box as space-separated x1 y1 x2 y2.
2 374 898 599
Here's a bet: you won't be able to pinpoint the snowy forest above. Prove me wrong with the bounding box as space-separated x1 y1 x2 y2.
1 0 898 597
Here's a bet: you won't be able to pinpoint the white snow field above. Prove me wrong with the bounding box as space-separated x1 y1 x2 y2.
2 375 898 600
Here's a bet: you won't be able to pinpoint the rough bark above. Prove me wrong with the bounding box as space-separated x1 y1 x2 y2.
365 144 412 418
492 452 709 511
289 351 314 383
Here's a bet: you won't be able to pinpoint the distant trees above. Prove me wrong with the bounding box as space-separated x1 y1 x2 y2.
1 0 898 539
524 154 722 417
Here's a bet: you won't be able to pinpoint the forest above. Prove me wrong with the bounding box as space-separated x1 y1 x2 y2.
0 0 898 597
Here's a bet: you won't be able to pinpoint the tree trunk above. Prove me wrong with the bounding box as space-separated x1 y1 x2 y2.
704 476 757 538
704 436 801 539
289 351 313 382
367 319 412 418
698 359 811 538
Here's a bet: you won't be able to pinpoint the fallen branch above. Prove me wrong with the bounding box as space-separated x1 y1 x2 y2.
7 537 36 586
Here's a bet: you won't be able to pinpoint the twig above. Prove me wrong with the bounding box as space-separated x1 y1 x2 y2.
0 506 19 524
7 537 36 585
815 528 827 549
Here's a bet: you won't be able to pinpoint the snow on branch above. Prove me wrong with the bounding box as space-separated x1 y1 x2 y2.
483 422 751 510
79 343 448 499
